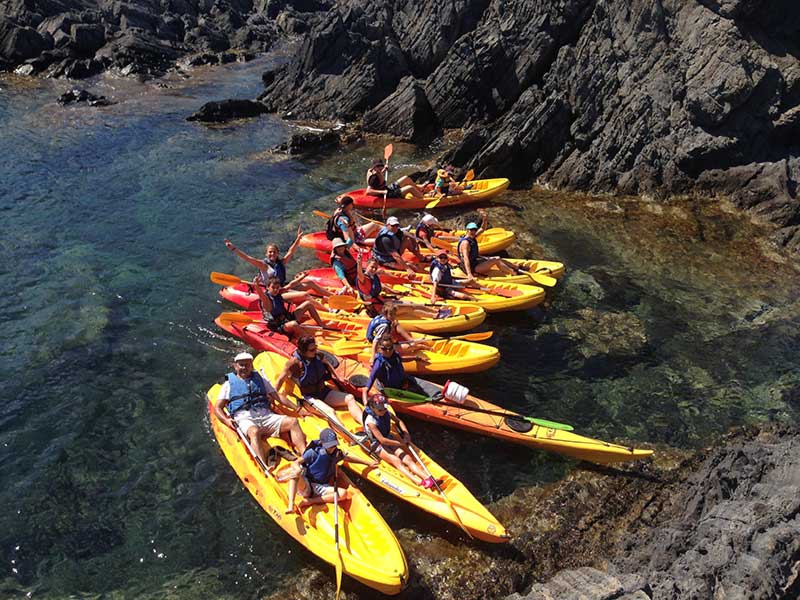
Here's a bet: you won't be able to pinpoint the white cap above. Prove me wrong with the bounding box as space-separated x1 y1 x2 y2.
386 216 400 225
421 214 439 225
234 352 254 362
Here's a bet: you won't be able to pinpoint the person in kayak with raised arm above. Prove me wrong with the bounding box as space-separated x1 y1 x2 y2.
365 303 431 360
327 194 380 248
292 428 377 511
433 167 465 199
329 237 359 296
253 275 328 340
361 393 437 488
355 248 389 317
365 157 425 200
274 335 364 423
371 216 425 277
223 232 331 301
214 351 307 468
458 208 518 280
429 250 476 303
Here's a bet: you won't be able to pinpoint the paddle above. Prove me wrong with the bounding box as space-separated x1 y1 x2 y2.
519 266 558 288
313 208 384 229
217 311 342 332
382 143 393 216
425 169 475 209
406 443 472 539
435 282 517 299
333 463 343 600
304 397 382 461
382 387 574 431
211 271 249 287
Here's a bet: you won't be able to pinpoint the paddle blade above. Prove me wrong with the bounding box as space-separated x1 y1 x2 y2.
529 417 574 431
210 271 245 286
425 197 443 209
326 295 361 311
218 311 258 325
530 271 557 287
454 331 493 342
313 209 331 220
383 387 431 403
384 143 393 161
463 169 475 183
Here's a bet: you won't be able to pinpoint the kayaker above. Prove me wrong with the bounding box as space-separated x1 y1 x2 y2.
415 213 450 251
274 336 364 423
355 250 387 317
327 195 379 248
330 237 358 295
253 276 328 340
429 251 475 303
214 351 307 467
365 158 425 200
457 209 518 280
433 167 464 198
371 216 423 276
362 334 428 400
365 303 430 359
293 428 377 511
362 393 436 488
223 234 331 301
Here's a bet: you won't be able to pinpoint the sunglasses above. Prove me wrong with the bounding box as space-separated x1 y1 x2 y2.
379 346 394 351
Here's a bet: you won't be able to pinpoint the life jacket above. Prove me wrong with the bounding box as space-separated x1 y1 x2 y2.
372 227 402 263
261 291 289 324
226 372 270 414
416 222 435 242
326 208 350 240
303 440 342 484
357 272 382 301
429 258 454 286
292 350 329 398
458 235 479 271
371 351 406 388
366 314 391 342
330 250 358 286
367 169 386 190
260 259 287 286
362 406 391 440
435 176 450 195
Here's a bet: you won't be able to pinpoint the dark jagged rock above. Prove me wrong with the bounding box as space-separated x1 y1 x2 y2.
186 98 268 122
362 75 440 143
256 0 800 250
57 88 114 106
269 127 346 155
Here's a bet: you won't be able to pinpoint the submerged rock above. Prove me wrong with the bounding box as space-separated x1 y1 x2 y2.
57 88 113 107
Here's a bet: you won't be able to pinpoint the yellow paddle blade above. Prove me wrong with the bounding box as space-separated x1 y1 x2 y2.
326 295 362 311
210 271 245 286
528 271 558 287
425 196 444 209
218 311 258 325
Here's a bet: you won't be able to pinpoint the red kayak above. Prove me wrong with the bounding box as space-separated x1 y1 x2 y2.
342 178 510 209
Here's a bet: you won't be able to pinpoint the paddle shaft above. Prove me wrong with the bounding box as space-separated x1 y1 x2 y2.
333 463 343 600
303 397 382 461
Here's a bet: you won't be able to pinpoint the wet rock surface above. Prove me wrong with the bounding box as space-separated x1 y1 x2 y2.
186 98 267 122
0 0 333 79
57 87 114 106
258 0 800 250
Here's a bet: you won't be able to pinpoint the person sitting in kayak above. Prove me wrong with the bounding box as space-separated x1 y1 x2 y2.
371 216 424 277
362 393 437 488
214 351 307 469
365 157 425 200
355 250 388 317
458 209 518 280
429 251 476 303
292 428 377 512
415 213 451 251
327 195 379 248
330 237 358 295
224 233 331 301
433 167 464 198
274 335 364 423
365 304 431 359
253 276 327 340
362 333 429 401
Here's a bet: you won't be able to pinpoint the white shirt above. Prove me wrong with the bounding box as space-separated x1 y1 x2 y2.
430 266 444 283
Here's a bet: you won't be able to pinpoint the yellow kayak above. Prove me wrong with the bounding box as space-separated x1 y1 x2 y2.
407 227 516 257
255 352 509 543
387 279 546 313
316 333 500 375
206 382 408 594
318 303 486 335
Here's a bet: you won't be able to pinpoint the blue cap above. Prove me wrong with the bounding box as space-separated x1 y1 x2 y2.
465 222 479 230
320 428 339 449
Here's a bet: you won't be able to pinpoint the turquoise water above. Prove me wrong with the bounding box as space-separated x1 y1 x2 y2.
2 56 799 599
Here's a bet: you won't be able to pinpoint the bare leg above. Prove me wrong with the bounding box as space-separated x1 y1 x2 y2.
324 390 363 423
380 448 424 485
293 280 332 298
399 449 429 481
247 426 269 465
293 300 325 327
285 476 299 513
280 417 307 453
475 257 516 276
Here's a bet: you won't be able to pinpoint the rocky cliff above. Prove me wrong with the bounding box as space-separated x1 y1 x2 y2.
0 0 331 78
259 0 800 251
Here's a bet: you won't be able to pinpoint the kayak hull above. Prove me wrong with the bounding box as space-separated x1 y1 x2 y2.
206 385 408 594
344 178 510 210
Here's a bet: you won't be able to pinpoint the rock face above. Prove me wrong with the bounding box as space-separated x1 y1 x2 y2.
259 0 800 251
0 0 333 79
507 424 800 600
186 98 268 122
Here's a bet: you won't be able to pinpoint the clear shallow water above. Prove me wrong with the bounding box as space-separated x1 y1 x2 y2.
1 57 799 599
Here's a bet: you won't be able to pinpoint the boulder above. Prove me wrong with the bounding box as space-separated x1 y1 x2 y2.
362 76 440 143
270 128 343 155
0 24 49 62
57 88 114 106
69 24 105 56
186 98 268 122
